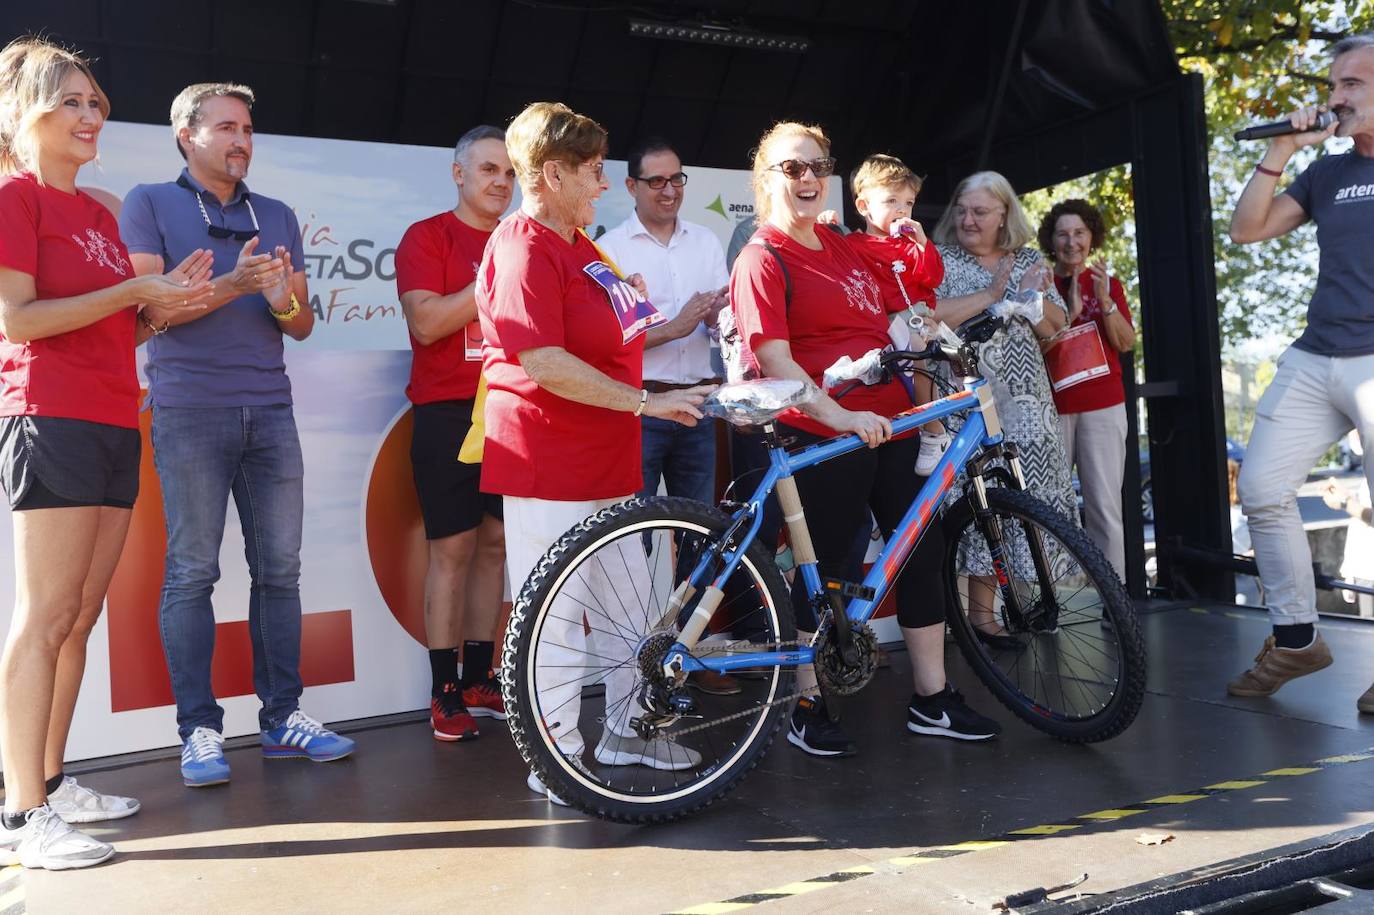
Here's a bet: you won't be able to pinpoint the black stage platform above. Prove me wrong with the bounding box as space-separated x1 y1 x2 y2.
26 602 1374 914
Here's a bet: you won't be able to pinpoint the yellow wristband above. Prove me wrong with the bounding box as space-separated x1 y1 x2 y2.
269 293 301 321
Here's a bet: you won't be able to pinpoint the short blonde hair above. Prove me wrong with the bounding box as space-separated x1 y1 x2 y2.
749 121 830 223
505 101 608 190
0 37 110 181
931 170 1035 252
851 154 922 199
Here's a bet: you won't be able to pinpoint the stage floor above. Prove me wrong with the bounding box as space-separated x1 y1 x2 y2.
24 602 1374 914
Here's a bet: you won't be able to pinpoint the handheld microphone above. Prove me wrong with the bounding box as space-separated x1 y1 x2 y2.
1234 110 1337 141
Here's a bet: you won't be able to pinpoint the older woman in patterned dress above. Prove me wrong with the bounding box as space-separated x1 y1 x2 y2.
931 171 1077 648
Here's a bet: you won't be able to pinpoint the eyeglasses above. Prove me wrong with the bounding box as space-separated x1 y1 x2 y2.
768 157 837 180
953 205 1004 221
631 172 688 190
583 161 605 181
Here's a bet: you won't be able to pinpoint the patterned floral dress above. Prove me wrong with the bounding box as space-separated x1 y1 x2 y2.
935 244 1079 576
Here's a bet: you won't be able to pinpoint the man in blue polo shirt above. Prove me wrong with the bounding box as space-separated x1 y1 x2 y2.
120 82 355 788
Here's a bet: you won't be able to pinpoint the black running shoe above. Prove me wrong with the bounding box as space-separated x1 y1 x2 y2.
907 686 1001 741
787 696 856 757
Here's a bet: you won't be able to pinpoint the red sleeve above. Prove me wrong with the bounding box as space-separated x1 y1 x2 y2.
0 180 39 277
729 242 790 352
911 242 944 305
485 230 566 355
1109 276 1133 326
395 218 446 296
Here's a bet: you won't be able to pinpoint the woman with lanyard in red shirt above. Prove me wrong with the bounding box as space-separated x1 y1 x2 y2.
1038 199 1135 582
476 102 712 804
0 38 213 869
729 122 1001 759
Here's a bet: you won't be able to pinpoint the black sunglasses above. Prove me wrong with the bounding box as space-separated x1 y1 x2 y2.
768 157 836 180
179 175 260 241
631 172 688 190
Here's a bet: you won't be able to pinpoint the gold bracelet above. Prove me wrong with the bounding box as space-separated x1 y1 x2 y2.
139 311 170 336
269 293 301 321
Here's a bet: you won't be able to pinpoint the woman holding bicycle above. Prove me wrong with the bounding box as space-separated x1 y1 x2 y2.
475 102 712 804
730 122 1001 756
931 171 1076 647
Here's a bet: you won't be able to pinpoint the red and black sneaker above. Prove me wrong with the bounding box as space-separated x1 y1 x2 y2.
431 685 479 742
462 672 508 721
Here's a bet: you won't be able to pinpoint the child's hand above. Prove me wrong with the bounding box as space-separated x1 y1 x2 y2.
817 210 840 225
889 217 926 249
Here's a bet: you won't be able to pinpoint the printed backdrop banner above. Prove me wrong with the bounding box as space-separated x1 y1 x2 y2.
0 121 849 762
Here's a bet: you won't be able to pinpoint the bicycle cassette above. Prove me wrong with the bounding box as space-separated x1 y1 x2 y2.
815 621 880 696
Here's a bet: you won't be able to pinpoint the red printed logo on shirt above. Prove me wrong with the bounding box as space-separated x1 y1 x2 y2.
70 228 130 277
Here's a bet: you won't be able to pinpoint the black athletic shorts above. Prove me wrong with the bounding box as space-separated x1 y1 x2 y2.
410 398 502 540
0 415 140 511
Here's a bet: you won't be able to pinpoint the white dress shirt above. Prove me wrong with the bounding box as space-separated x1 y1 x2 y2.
598 211 728 384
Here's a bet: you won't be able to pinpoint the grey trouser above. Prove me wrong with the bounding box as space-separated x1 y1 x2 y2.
1059 402 1128 579
1238 346 1374 625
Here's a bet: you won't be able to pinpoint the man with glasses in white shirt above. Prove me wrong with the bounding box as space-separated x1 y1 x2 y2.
598 137 735 694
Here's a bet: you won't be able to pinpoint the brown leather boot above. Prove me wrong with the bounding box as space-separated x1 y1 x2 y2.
1357 683 1374 714
1227 633 1332 697
689 669 743 696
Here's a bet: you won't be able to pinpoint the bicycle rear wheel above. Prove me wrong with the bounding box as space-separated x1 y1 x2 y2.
502 497 797 823
943 487 1146 742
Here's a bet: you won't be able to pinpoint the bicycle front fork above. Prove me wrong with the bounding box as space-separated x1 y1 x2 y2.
968 446 1059 630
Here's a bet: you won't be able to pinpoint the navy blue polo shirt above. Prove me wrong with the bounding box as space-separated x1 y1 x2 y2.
119 168 305 407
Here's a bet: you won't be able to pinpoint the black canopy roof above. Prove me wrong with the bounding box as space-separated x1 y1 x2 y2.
5 0 1179 198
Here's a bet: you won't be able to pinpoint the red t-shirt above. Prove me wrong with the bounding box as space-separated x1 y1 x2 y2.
395 211 491 404
840 230 944 313
477 212 644 500
0 174 137 429
1051 272 1132 414
730 223 911 437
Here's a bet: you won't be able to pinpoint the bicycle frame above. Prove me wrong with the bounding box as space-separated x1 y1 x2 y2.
662 373 1009 677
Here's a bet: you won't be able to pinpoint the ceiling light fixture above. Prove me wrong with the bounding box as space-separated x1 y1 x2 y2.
627 18 810 54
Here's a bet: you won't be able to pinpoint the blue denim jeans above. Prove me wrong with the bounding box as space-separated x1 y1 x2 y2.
152 405 305 740
639 415 716 503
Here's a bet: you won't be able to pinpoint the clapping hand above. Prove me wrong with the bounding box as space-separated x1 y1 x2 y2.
137 249 215 313
229 237 286 296
1087 258 1111 304
264 245 296 313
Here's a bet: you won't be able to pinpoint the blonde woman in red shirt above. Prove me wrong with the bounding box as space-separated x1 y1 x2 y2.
0 37 213 869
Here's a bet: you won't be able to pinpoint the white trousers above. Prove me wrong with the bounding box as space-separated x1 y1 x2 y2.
504 494 639 755
1059 402 1128 579
1238 346 1374 625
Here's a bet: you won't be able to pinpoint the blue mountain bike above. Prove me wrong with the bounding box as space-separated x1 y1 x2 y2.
501 313 1146 823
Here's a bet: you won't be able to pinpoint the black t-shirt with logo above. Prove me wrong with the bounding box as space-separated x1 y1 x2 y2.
1286 150 1374 356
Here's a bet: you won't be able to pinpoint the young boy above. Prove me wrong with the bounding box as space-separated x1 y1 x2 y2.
840 154 949 473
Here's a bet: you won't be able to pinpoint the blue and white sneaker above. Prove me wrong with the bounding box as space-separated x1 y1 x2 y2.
181 727 230 788
261 710 355 762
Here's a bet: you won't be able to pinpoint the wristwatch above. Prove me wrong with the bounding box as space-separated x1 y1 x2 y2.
1102 302 1118 317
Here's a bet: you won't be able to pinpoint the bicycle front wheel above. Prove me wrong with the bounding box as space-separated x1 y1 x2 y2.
944 487 1146 742
502 497 797 823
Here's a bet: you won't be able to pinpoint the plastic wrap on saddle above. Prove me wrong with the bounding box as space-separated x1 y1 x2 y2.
701 379 819 427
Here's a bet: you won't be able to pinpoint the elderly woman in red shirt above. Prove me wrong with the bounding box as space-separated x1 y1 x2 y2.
476 102 711 804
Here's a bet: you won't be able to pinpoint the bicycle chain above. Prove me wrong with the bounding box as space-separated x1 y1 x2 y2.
653 639 811 739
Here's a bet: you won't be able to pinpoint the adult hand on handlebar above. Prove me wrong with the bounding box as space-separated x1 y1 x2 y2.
644 384 716 427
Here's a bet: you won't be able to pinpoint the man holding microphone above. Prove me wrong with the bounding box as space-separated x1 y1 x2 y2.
1227 34 1374 707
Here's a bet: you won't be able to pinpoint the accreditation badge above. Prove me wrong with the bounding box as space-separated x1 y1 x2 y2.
464 320 483 361
583 260 665 345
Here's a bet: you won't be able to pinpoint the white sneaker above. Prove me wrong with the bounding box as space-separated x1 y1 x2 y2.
47 776 140 824
0 805 114 870
916 431 951 475
594 730 702 771
526 770 568 807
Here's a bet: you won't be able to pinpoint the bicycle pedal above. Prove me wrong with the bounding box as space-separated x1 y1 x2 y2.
824 578 876 602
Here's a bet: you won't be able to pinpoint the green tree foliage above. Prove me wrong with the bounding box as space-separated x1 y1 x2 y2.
1024 1 1374 354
